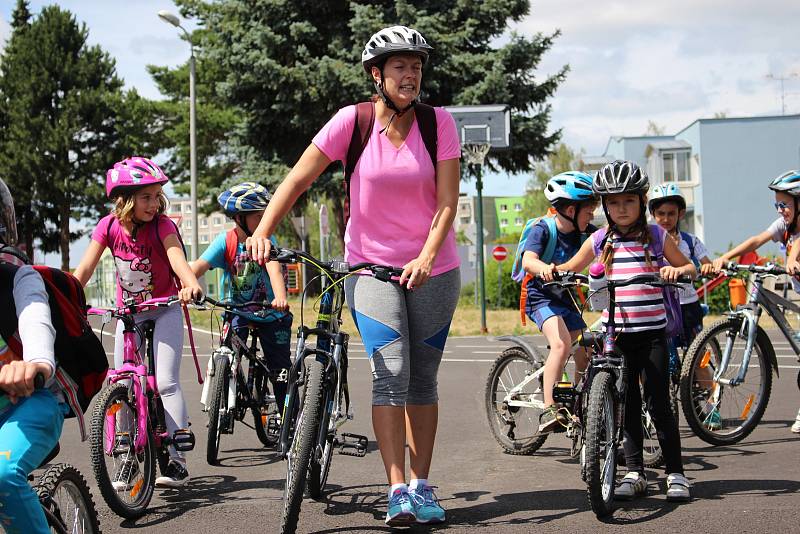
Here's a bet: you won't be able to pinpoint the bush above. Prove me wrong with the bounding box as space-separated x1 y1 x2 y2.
484 260 521 309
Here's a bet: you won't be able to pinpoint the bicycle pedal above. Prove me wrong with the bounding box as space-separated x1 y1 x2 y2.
171 429 196 452
338 433 368 457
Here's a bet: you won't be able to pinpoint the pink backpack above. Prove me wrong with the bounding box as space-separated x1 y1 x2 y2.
592 224 683 338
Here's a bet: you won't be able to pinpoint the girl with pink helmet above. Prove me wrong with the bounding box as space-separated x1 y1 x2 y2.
74 156 203 487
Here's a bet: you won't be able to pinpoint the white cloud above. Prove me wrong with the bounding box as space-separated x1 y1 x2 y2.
515 0 800 154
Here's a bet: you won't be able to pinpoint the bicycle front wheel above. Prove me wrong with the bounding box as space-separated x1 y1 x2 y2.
206 356 230 465
252 364 280 448
584 371 618 518
680 317 773 445
308 386 336 501
484 347 548 455
37 463 101 534
89 381 156 519
281 358 324 534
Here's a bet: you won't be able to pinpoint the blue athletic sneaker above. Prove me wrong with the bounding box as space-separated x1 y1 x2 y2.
385 489 416 526
410 484 446 524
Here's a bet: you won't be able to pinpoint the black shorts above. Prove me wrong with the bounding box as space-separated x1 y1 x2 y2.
680 300 704 344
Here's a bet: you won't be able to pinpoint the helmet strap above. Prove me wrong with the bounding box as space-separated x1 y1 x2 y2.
374 66 417 135
234 214 253 238
556 203 581 235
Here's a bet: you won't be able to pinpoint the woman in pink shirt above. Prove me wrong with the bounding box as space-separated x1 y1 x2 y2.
247 26 460 526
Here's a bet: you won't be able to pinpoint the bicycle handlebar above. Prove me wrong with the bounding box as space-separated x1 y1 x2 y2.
542 271 693 289
87 295 189 318
268 246 404 281
721 262 787 276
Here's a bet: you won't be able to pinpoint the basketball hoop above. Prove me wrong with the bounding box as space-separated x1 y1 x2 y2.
463 142 491 167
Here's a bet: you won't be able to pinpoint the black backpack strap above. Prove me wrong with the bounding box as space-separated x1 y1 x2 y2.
414 102 438 168
343 102 375 226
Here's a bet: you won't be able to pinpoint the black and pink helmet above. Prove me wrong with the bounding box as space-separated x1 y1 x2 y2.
106 157 169 198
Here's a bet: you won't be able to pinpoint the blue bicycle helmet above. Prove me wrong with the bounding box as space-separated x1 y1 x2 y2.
768 170 800 196
648 182 686 212
217 182 271 215
544 171 596 207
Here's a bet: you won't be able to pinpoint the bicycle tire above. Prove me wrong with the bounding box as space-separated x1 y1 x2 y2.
89 381 156 519
280 358 324 534
584 371 617 518
36 462 102 534
641 405 663 468
252 364 279 448
206 357 229 465
308 385 335 500
484 347 548 455
680 317 773 445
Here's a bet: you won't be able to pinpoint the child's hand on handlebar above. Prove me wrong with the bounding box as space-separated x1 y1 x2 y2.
179 284 204 304
709 257 727 274
271 297 289 312
659 265 683 283
787 259 800 278
539 263 558 282
0 361 51 403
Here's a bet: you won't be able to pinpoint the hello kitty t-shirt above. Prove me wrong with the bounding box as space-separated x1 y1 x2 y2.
91 214 179 306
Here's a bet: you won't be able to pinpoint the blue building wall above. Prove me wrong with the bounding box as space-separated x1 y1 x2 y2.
604 135 672 168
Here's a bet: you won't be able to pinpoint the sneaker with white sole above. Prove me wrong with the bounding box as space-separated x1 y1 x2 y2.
410 484 445 524
155 460 189 488
666 473 691 502
791 408 800 434
385 488 415 526
614 471 647 500
111 458 139 491
538 405 560 434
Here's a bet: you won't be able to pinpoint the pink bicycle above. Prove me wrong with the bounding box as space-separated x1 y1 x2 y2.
87 296 200 519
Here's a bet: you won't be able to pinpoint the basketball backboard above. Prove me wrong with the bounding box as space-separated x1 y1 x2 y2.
444 104 510 149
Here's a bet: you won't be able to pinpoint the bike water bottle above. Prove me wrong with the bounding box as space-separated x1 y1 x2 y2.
588 262 609 311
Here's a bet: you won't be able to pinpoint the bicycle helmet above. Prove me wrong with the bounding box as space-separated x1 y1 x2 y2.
648 182 686 212
217 182 272 215
0 177 17 246
361 25 432 74
768 170 800 196
106 157 169 198
544 172 596 206
593 160 649 196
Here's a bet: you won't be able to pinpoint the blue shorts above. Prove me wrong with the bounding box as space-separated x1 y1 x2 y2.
528 304 586 333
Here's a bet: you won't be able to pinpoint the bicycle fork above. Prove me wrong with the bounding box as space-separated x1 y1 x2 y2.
717 310 759 386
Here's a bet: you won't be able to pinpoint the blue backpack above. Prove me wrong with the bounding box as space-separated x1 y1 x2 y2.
511 209 559 283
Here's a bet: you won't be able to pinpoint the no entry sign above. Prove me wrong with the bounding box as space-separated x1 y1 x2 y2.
492 245 508 262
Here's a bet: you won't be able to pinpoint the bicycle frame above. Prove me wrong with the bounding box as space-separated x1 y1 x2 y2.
718 270 792 385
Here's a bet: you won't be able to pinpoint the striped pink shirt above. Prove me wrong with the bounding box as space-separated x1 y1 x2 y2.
591 229 667 333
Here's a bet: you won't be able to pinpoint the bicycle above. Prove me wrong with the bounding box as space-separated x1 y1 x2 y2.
486 319 665 468
1 375 101 534
268 246 403 534
87 297 198 519
536 271 687 517
680 262 788 445
199 296 284 465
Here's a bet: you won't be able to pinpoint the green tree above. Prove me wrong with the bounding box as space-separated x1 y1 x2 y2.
522 142 584 220
161 0 566 246
0 3 158 268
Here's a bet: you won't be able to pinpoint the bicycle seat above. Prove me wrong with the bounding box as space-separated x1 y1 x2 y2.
36 443 60 469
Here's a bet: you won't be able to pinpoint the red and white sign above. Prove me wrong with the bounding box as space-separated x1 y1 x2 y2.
492 245 508 262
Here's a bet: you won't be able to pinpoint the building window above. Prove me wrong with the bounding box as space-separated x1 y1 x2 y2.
213 216 222 226
207 283 215 296
184 220 192 229
500 218 508 227
514 217 523 225
183 204 192 213
200 234 209 244
460 217 470 225
500 204 508 212
662 151 690 182
200 217 208 228
171 204 182 214
514 203 522 211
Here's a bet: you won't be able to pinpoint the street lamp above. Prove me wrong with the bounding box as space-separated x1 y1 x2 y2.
158 9 198 260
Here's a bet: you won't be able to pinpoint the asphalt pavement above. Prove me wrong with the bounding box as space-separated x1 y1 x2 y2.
50 322 800 533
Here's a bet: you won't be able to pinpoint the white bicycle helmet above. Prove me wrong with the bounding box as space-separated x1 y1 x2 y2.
544 172 596 207
361 25 432 74
768 170 800 196
649 182 686 212
593 160 649 196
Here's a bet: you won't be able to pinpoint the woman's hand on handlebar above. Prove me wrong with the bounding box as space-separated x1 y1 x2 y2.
400 254 434 290
245 234 273 266
0 361 51 403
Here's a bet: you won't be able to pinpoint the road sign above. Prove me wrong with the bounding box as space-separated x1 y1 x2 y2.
492 245 508 262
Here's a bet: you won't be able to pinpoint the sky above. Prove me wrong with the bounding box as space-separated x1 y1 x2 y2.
2 1 800 264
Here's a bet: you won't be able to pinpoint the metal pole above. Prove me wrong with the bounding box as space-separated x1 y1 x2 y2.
497 257 502 309
188 49 198 260
475 164 487 334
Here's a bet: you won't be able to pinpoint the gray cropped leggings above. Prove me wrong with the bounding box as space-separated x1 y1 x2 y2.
345 268 460 406
114 304 188 461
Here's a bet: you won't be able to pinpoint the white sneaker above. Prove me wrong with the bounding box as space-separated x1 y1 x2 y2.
615 471 647 500
666 473 691 502
791 408 800 434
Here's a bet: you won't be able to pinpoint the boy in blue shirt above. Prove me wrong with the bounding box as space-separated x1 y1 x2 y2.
192 182 292 412
520 172 598 433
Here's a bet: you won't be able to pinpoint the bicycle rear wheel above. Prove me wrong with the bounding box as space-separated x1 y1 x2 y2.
281 358 323 534
37 463 101 534
89 381 156 519
484 347 548 455
206 356 230 465
584 371 617 518
680 317 772 445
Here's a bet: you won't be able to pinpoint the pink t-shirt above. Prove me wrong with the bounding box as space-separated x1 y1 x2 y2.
91 214 179 306
312 105 461 275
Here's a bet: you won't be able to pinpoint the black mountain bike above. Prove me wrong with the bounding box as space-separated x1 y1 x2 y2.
200 297 284 465
542 272 688 517
269 246 402 534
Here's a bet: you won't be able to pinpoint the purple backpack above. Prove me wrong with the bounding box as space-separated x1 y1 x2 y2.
592 224 683 338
